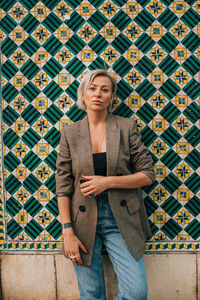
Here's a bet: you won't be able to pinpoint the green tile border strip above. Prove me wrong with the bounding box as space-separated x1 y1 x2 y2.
0 52 6 250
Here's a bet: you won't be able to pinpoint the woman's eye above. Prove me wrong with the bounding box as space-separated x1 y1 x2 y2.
102 89 108 92
89 87 95 90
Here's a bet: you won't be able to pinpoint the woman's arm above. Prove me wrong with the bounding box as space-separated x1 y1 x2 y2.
80 172 152 197
107 172 153 189
57 196 88 266
56 128 88 265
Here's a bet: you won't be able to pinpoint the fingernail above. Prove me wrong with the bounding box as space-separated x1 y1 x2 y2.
85 250 88 253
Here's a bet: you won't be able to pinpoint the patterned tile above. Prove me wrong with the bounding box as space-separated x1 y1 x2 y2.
0 0 200 252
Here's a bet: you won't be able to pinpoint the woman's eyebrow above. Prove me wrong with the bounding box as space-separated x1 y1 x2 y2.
89 83 109 87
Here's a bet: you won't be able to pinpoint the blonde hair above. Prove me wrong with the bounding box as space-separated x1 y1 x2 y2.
76 69 117 111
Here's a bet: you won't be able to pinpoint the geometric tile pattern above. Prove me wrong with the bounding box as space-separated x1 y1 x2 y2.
0 0 200 253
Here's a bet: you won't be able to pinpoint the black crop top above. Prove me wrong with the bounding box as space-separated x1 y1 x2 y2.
93 152 107 176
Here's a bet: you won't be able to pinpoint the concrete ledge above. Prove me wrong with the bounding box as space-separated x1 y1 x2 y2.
144 254 197 300
0 253 198 300
1 254 56 300
55 255 79 300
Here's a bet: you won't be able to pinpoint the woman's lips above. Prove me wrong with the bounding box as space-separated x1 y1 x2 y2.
92 100 103 104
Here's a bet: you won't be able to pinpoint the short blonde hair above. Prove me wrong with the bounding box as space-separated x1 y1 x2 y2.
76 69 117 111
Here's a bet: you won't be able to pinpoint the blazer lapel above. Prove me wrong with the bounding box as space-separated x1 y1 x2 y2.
76 116 95 176
106 114 120 176
76 114 120 177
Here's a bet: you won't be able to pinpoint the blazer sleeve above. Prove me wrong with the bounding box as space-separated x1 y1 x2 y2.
129 119 155 182
55 127 74 196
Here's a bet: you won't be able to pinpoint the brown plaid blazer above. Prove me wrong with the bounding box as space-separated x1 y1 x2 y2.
56 114 155 266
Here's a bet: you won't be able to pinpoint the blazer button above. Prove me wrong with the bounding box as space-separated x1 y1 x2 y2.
79 205 86 212
120 200 126 207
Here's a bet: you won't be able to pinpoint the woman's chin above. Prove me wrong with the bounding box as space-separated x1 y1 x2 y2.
87 106 108 113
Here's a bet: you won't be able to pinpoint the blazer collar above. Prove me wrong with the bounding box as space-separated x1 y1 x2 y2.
77 114 120 176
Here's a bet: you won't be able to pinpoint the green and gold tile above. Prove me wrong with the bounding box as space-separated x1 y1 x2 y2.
1 0 200 252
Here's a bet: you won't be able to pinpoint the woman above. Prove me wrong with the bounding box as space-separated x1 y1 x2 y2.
56 69 155 300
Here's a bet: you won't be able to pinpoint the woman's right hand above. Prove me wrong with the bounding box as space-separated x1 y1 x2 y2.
63 229 88 265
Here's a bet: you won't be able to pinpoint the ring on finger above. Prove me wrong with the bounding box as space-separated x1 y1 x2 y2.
69 255 76 259
89 193 96 198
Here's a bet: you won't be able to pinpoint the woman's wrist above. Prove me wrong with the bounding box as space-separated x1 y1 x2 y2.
62 226 74 236
106 176 114 189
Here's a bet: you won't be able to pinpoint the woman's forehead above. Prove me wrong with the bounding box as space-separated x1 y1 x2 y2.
90 76 112 86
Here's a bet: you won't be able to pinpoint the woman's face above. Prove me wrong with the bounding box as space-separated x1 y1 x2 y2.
83 76 113 113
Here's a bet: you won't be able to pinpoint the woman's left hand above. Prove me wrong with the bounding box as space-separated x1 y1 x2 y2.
80 175 109 198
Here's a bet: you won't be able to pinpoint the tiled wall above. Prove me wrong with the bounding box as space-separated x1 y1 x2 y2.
0 0 200 253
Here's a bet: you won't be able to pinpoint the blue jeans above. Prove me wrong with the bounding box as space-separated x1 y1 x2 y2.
74 194 148 300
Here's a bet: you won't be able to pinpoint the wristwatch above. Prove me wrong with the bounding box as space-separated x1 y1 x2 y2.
62 222 72 229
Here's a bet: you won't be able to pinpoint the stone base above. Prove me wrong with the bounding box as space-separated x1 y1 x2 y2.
0 253 198 300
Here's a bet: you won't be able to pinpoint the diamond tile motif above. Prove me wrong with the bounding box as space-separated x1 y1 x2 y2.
182 32 200 53
111 10 131 31
66 34 86 54
185 220 200 240
0 15 17 34
20 13 40 34
66 58 86 78
134 33 156 53
21 59 40 80
162 219 182 239
6 197 22 217
159 56 179 77
182 55 200 76
161 173 182 194
21 82 41 102
183 103 200 124
22 151 42 171
2 60 18 81
23 174 42 194
113 57 132 77
181 8 200 29
159 79 181 100
161 196 182 217
4 152 20 172
136 80 156 101
157 8 178 30
42 12 63 33
111 33 132 54
135 56 156 77
25 220 43 240
1 0 200 253
1 37 18 58
160 150 182 171
160 103 181 123
158 32 179 53
88 10 108 31
7 220 23 239
5 175 22 195
3 106 19 126
134 9 155 30
24 197 43 217
89 34 108 55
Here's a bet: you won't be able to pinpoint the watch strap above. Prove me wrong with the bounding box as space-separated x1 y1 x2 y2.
62 222 72 229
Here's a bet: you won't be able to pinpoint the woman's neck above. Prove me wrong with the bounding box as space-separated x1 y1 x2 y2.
87 110 108 128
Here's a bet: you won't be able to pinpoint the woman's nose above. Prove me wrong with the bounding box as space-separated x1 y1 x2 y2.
94 88 101 96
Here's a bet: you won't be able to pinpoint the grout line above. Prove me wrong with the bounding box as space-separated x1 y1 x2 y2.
54 255 58 300
0 47 7 251
0 256 3 300
196 254 199 300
